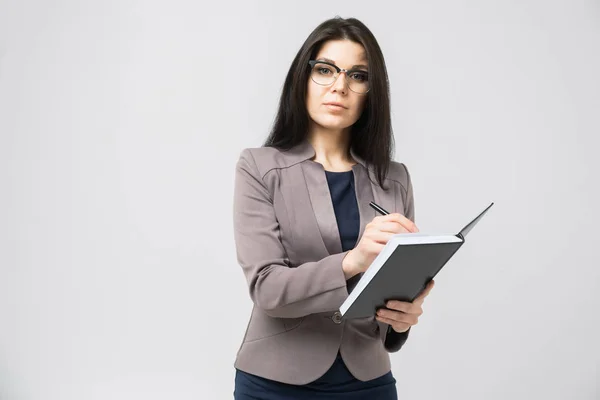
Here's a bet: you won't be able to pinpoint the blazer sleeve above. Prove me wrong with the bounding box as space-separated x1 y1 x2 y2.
233 149 350 319
381 162 415 352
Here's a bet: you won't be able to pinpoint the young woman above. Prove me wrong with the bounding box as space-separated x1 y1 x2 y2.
232 16 435 399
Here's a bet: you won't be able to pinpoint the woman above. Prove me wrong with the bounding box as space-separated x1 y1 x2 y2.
232 16 435 399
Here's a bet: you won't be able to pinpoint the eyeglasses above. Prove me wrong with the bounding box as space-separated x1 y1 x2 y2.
308 60 370 94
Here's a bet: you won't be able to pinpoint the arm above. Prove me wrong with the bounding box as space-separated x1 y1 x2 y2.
233 149 350 319
383 326 410 353
381 163 415 352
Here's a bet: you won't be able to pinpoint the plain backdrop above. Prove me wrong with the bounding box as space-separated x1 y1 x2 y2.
1 0 599 399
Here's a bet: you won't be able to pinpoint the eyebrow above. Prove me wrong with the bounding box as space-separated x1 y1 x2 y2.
318 57 369 70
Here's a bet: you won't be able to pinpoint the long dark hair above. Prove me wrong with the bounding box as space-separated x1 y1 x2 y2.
263 16 394 188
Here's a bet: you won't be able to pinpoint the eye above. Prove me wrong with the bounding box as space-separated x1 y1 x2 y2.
349 72 368 82
313 62 336 76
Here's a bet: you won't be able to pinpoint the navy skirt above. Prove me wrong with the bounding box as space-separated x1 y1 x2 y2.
234 352 397 399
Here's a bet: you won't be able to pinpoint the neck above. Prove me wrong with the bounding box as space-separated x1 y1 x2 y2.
307 124 355 171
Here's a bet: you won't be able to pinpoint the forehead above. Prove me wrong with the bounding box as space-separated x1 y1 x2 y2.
315 40 368 68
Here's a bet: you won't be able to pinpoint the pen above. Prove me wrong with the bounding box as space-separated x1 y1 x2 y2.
370 201 420 233
369 201 389 216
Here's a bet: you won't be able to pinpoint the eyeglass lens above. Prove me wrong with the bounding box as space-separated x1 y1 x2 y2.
310 62 369 94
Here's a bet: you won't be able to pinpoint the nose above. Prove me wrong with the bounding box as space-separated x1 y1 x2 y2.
331 71 348 94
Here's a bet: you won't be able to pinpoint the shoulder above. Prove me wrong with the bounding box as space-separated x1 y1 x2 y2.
383 161 412 194
237 146 305 180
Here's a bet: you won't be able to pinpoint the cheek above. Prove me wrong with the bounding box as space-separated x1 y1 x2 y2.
358 96 368 113
306 86 324 115
350 97 367 119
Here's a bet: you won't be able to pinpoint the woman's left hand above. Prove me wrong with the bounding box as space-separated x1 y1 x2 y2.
375 280 435 333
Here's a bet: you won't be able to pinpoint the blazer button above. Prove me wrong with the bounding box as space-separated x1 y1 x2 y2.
332 311 343 324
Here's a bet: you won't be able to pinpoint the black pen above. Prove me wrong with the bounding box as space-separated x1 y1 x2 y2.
369 201 389 215
370 201 420 233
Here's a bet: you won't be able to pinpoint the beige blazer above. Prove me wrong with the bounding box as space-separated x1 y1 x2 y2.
232 139 415 385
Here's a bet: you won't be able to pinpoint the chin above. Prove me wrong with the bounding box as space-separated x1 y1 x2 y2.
314 116 354 131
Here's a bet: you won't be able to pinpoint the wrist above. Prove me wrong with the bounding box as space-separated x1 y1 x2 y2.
342 250 359 280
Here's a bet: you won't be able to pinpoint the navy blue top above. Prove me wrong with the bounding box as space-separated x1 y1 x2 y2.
325 170 360 252
234 169 398 399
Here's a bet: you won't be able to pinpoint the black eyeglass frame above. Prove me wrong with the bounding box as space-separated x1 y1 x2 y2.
307 60 371 94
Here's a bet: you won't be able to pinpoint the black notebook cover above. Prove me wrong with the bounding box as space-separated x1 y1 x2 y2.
339 202 494 319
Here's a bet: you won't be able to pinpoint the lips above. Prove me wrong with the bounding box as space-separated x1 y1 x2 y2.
324 102 347 109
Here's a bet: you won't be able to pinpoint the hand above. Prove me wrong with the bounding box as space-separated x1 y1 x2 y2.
375 280 435 333
342 213 418 278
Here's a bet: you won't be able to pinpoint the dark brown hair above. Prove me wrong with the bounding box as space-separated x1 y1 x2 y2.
263 16 394 188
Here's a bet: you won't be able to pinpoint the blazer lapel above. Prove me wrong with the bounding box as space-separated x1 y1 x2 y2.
351 164 376 244
301 161 343 256
303 163 380 257
288 139 394 257
368 171 396 216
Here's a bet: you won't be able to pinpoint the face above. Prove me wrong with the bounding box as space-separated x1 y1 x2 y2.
306 40 369 135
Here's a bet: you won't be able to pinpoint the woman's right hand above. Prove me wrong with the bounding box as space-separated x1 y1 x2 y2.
342 213 419 279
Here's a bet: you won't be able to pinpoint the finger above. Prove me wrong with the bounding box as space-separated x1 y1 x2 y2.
368 231 396 244
376 315 411 333
365 242 386 257
376 313 417 328
375 315 396 326
414 280 435 303
378 213 418 233
377 308 420 324
374 221 412 234
376 315 399 326
384 300 411 313
384 301 423 316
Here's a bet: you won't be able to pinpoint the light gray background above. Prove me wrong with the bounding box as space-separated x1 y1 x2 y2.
1 0 598 399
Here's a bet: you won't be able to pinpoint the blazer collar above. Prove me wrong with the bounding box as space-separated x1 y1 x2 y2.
284 138 367 169
288 138 378 257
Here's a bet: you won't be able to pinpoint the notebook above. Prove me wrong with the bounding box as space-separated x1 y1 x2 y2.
339 202 494 319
